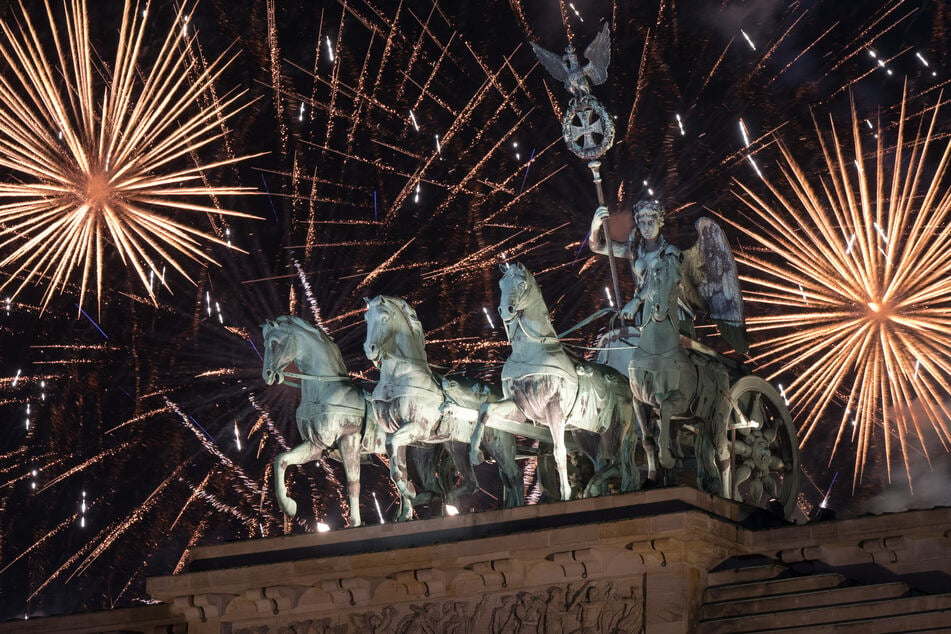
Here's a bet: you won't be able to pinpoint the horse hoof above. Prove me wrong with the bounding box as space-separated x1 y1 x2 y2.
283 499 298 518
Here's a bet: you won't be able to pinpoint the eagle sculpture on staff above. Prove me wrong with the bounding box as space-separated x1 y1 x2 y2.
530 22 620 304
530 22 611 100
530 23 614 162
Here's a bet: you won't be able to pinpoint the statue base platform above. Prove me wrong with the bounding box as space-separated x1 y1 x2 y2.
10 487 951 633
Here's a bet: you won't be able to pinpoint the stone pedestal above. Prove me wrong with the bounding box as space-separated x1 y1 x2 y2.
6 487 950 633
147 487 747 633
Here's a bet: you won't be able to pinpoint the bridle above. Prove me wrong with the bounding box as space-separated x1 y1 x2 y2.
499 272 559 346
364 301 429 370
264 327 351 385
363 304 392 368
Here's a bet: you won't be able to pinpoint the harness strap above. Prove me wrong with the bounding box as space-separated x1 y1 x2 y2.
564 341 638 352
283 371 352 383
303 401 368 416
514 314 559 345
556 307 617 339
371 384 446 400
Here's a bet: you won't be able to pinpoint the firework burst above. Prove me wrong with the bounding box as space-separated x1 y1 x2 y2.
730 95 951 490
0 0 259 310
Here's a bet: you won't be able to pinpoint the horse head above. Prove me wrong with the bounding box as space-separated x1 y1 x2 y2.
644 255 681 324
363 295 426 366
498 262 537 323
261 317 297 385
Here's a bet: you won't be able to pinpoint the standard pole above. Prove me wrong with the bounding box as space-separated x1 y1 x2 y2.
588 160 624 321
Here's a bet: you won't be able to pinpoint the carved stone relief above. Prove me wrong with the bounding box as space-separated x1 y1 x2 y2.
235 618 343 634
341 579 644 634
229 579 643 632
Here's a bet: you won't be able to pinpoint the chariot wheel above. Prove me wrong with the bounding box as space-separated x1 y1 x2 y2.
724 375 800 519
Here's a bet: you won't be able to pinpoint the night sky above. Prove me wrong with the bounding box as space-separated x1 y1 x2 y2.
1 0 950 621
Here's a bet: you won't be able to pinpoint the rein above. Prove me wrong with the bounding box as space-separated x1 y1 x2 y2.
500 282 562 346
265 324 354 387
512 313 559 345
504 298 624 351
556 307 616 339
281 371 352 383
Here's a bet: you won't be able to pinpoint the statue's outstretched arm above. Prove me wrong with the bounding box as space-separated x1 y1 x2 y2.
588 205 632 259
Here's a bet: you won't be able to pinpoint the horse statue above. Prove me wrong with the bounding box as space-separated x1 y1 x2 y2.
440 375 524 508
471 263 642 501
262 315 390 527
363 295 523 519
628 250 731 496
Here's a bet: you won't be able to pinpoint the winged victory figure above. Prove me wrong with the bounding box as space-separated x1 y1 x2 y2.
589 202 749 354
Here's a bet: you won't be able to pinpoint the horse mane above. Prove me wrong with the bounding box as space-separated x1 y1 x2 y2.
503 262 540 290
274 315 348 373
278 315 327 340
503 262 545 303
375 296 427 358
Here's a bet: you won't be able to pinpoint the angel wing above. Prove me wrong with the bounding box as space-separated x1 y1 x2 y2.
530 41 570 82
583 23 611 85
680 217 748 353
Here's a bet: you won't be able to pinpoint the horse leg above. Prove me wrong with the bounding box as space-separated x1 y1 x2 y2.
337 433 362 527
386 426 419 521
273 441 323 518
585 464 620 498
474 399 525 465
583 427 622 498
471 403 489 465
572 430 607 498
616 402 640 493
483 428 524 508
632 402 657 484
407 446 438 508
470 403 488 465
446 441 478 510
550 420 571 501
657 401 677 470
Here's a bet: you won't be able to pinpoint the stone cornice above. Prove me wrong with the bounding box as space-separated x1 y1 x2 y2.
10 490 949 633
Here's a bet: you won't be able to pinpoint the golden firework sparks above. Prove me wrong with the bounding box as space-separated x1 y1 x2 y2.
0 0 260 310
728 93 951 490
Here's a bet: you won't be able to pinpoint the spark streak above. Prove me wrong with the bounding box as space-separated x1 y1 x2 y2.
482 306 495 328
740 29 756 51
